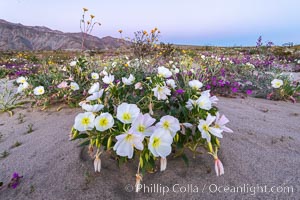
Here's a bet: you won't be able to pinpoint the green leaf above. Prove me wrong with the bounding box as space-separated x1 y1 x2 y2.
78 139 90 147
181 154 189 167
71 133 88 140
139 156 144 168
145 152 149 161
107 136 112 150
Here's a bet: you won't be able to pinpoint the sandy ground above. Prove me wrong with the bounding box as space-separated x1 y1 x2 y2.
0 97 299 200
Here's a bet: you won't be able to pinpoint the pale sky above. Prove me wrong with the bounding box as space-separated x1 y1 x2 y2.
0 0 299 46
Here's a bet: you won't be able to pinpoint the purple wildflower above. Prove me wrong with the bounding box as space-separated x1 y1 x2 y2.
12 173 20 179
246 90 252 95
220 68 226 77
8 172 23 189
231 87 238 93
256 36 263 47
175 89 184 95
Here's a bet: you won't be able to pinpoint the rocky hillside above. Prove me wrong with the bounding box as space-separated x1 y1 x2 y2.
0 19 125 51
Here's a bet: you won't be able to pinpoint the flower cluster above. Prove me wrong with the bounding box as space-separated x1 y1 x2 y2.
268 76 300 102
70 62 233 191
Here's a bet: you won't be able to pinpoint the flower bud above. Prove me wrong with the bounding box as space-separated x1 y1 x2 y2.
215 138 220 147
94 152 101 173
148 102 154 115
207 142 213 153
135 174 142 192
160 157 167 171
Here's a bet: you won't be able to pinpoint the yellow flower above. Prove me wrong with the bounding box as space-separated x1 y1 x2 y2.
143 30 147 35
90 14 95 19
83 8 88 12
124 63 128 67
118 29 123 33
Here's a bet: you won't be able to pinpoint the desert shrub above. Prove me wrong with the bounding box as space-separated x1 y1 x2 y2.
131 28 160 59
158 42 177 58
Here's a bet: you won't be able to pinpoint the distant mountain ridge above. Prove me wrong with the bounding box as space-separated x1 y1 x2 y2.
0 19 125 51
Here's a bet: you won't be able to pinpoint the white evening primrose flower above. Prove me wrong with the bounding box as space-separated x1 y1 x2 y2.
117 103 140 124
201 90 218 104
16 76 27 84
135 82 143 90
171 67 179 74
61 66 67 72
181 122 195 135
57 81 68 89
198 113 223 142
88 82 100 94
189 80 203 90
100 69 108 76
166 79 177 89
102 74 114 84
157 66 172 78
112 62 117 68
82 103 104 112
91 72 99 80
73 112 95 132
94 113 114 131
185 99 197 110
156 115 180 137
86 89 104 101
182 122 193 129
70 61 77 67
271 79 283 88
152 85 171 100
70 82 79 91
33 86 45 95
148 128 173 158
122 74 135 85
131 113 156 136
214 112 233 133
196 93 212 110
113 131 144 159
17 82 29 93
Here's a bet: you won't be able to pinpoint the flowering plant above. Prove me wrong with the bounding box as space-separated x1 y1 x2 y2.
268 75 300 102
70 61 233 191
16 58 94 108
